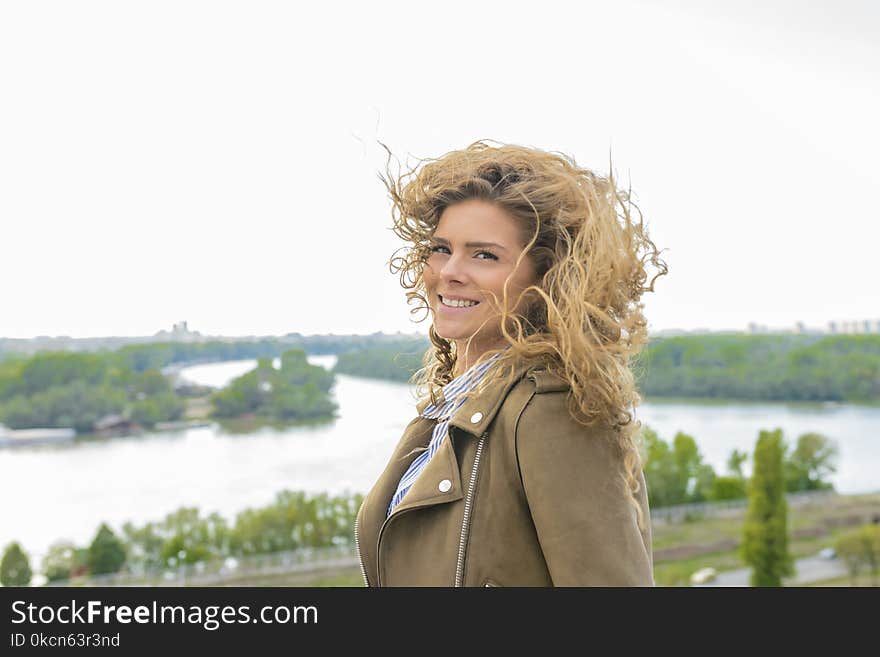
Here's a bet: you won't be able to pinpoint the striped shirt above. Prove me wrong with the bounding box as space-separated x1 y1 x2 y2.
386 349 507 518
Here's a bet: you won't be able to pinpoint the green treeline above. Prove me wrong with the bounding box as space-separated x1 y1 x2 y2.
0 344 337 431
641 424 837 508
210 351 337 420
5 332 880 402
637 334 880 402
0 351 185 432
334 334 880 403
333 340 428 383
0 490 363 585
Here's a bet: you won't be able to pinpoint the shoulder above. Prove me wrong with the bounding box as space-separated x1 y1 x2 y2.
490 364 571 428
513 367 622 474
524 367 571 394
502 363 573 411
496 364 577 427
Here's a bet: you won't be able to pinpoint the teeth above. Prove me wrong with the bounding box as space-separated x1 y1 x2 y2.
441 295 479 308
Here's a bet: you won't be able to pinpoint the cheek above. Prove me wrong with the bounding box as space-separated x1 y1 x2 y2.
422 264 437 287
489 271 522 297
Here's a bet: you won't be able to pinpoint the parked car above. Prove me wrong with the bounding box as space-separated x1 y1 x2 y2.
818 547 837 560
690 567 717 585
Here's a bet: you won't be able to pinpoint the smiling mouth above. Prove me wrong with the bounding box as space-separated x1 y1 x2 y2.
438 294 480 309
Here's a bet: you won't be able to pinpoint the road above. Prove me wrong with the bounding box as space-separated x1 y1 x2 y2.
692 555 848 587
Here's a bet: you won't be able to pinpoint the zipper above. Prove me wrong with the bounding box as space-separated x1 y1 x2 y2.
455 431 488 587
353 512 369 587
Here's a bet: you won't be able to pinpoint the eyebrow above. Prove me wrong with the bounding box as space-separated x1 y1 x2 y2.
430 236 508 252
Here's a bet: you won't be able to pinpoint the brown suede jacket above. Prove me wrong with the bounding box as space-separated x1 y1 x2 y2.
354 357 654 587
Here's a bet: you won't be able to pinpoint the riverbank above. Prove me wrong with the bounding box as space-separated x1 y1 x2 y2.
44 490 879 587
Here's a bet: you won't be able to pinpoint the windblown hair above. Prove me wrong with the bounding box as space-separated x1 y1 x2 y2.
378 139 668 533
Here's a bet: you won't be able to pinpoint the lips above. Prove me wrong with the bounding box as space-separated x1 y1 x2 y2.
439 293 480 303
438 294 480 310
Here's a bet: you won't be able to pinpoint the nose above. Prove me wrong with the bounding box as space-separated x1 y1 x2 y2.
437 252 470 284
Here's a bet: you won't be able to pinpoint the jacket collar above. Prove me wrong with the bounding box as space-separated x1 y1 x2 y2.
416 355 537 439
417 351 505 421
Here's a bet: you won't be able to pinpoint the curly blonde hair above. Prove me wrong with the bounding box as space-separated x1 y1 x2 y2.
378 138 668 533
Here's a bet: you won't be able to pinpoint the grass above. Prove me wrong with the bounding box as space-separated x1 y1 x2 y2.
216 567 366 587
650 491 880 586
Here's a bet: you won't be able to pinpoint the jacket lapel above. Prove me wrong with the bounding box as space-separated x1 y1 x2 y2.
358 416 465 575
383 426 464 515
357 415 434 584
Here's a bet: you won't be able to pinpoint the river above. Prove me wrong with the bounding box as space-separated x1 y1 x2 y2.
1 355 878 563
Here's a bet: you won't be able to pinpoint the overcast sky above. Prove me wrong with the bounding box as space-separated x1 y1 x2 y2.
1 0 877 339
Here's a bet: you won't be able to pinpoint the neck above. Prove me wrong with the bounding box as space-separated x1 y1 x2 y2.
453 338 509 377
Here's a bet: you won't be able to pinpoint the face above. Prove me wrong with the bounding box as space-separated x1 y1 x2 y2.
424 198 539 365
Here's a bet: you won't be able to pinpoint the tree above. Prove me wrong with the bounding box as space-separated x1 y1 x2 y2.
121 520 166 570
129 392 185 427
692 463 717 503
727 449 748 478
860 525 880 587
41 540 79 582
784 432 838 492
836 525 880 586
672 432 701 499
133 368 174 396
710 448 749 501
740 428 795 586
87 523 127 576
156 507 228 566
836 529 866 586
640 426 718 507
1 542 32 586
710 476 747 501
641 426 681 507
209 355 337 422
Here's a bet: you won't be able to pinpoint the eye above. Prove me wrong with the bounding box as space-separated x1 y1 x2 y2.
429 245 498 261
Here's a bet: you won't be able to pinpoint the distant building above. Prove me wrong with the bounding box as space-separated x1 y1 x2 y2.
740 319 880 335
824 319 879 335
152 320 204 343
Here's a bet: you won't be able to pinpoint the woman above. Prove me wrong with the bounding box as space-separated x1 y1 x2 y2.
354 140 668 586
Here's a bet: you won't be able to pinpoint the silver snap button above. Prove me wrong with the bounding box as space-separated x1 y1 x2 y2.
470 411 483 423
438 479 452 492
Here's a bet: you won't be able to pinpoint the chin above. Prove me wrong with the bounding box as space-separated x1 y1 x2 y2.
431 316 469 339
433 325 469 342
